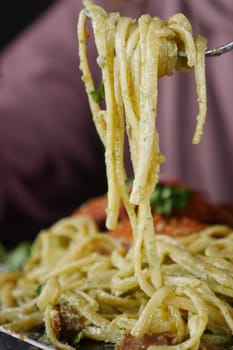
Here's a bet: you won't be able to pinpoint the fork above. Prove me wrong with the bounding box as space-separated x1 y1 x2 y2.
179 40 233 57
205 40 233 57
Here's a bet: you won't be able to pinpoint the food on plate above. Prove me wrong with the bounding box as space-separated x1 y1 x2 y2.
1 1 233 350
1 215 233 350
73 181 233 243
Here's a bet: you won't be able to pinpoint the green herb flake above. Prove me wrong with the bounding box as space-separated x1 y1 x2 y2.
150 184 191 214
73 331 84 345
35 284 43 296
90 81 105 103
2 242 32 271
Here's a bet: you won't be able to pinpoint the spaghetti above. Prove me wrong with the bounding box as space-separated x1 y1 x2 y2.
1 219 233 350
78 0 207 296
1 2 232 350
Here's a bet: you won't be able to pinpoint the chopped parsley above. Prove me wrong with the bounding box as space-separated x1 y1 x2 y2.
90 81 105 103
0 241 31 271
35 284 43 296
150 183 192 214
125 178 191 214
73 331 84 345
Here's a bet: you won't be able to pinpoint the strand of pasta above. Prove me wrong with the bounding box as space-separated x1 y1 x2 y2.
113 57 137 228
193 35 208 144
148 287 208 350
115 16 139 172
130 15 163 205
77 10 106 143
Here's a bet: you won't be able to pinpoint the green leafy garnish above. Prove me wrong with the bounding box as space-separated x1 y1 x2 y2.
73 331 84 344
90 81 105 103
35 284 43 296
150 184 191 214
201 334 233 346
0 241 32 271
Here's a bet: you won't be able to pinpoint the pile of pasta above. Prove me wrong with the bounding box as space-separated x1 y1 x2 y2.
1 218 233 350
2 1 232 350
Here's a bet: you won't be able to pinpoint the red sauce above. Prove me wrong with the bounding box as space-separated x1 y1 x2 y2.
116 333 175 350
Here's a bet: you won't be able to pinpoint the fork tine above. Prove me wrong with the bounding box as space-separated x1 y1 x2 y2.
205 40 233 57
178 40 233 58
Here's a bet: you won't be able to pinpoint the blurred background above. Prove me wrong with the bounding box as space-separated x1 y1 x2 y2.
0 0 55 50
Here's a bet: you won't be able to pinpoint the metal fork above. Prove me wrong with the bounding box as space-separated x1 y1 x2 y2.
205 40 233 57
179 40 233 57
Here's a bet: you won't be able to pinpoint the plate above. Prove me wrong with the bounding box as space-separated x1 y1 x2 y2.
0 328 114 350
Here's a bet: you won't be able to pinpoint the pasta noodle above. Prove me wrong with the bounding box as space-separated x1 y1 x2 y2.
2 2 233 350
1 219 233 350
78 0 207 296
